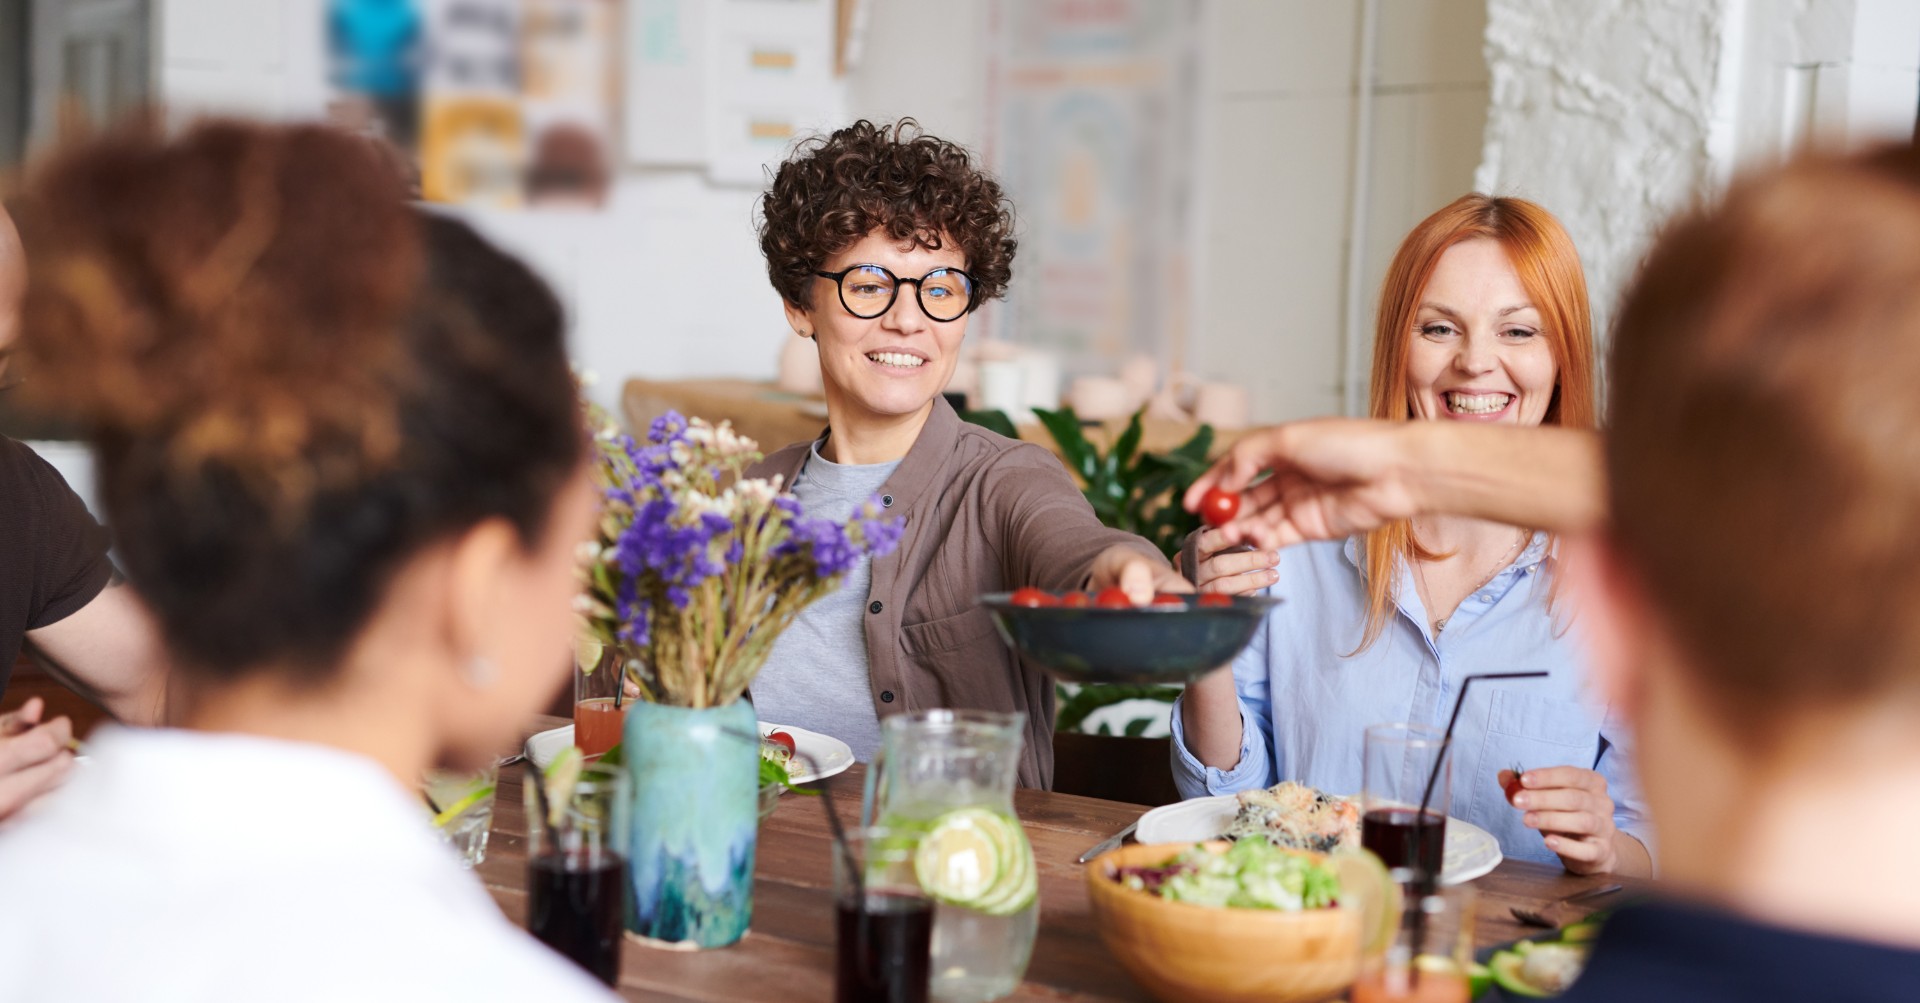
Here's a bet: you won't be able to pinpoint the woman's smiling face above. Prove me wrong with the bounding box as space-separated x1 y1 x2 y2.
787 229 969 424
1404 237 1559 427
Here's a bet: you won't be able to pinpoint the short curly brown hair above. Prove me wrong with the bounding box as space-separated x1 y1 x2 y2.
758 118 1016 310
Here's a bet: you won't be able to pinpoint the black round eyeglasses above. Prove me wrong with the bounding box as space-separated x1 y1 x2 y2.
813 264 980 323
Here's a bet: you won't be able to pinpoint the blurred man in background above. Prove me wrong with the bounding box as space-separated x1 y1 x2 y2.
0 203 165 822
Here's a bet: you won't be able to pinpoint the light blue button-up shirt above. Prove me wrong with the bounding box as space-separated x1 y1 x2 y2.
1169 534 1652 867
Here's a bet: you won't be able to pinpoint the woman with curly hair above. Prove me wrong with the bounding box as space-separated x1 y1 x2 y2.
747 119 1185 788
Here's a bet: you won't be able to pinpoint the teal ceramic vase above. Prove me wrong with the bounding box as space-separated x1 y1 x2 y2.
623 699 758 948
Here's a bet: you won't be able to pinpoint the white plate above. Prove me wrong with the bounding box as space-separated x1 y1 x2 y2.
1134 794 1503 886
523 721 855 785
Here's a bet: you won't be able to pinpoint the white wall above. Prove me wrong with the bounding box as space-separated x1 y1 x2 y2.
1192 0 1490 421
1475 0 1920 342
149 0 1488 424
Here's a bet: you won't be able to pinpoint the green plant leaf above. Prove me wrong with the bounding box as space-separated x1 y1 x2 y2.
1123 717 1152 738
1170 424 1216 464
961 408 1020 440
1055 682 1183 732
1112 410 1145 470
1032 406 1100 482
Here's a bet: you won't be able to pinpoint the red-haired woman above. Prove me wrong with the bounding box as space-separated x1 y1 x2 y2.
1172 195 1653 877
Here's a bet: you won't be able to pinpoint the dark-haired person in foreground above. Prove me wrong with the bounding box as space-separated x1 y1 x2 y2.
1190 144 1920 1000
0 123 614 1000
0 203 165 822
746 119 1185 788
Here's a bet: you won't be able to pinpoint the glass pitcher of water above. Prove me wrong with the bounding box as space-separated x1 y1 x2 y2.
863 710 1037 1003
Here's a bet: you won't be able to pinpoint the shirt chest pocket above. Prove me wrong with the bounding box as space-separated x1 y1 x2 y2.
900 606 1010 706
901 605 1003 657
1469 688 1604 822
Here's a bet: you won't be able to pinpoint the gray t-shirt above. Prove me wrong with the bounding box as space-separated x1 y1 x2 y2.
750 440 899 763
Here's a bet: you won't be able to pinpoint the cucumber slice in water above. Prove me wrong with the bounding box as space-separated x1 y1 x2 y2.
914 809 1012 905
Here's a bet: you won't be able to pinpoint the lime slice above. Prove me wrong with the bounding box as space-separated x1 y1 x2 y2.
574 632 604 673
1465 960 1493 999
1329 848 1399 958
431 785 495 829
542 744 584 829
973 834 1037 916
914 808 1014 906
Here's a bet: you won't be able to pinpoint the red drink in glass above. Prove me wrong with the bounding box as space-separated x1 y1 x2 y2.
1351 969 1470 1003
1361 807 1447 878
529 854 628 986
836 892 933 1003
573 697 626 756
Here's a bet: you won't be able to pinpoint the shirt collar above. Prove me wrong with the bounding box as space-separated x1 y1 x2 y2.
1341 529 1552 576
871 395 961 511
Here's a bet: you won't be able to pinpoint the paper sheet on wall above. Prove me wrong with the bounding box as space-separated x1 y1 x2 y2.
985 0 1201 377
703 0 845 187
624 0 708 166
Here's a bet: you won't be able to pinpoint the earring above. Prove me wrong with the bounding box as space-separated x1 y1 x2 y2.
797 329 814 339
462 655 498 689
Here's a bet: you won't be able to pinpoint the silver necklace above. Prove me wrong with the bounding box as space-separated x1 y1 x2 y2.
1415 528 1529 635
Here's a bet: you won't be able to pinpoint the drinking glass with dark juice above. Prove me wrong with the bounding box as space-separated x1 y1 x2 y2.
834 828 933 1003
1361 723 1452 880
528 763 630 986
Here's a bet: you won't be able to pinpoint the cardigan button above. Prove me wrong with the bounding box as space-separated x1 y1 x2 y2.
881 690 896 703
882 494 894 508
869 601 884 614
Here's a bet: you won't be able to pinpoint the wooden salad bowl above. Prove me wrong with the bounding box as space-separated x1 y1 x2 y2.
1085 841 1362 1003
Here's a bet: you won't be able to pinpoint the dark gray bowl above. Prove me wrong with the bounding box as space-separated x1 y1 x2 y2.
979 593 1283 685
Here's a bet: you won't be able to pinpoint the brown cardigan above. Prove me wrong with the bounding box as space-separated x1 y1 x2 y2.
747 398 1168 789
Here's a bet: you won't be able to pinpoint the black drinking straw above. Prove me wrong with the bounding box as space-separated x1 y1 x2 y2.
1413 671 1548 832
720 726 861 899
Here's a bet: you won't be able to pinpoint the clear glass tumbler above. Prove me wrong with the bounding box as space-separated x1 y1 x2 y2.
1352 870 1476 1003
528 763 631 986
834 827 934 1003
1361 722 1452 882
424 763 499 867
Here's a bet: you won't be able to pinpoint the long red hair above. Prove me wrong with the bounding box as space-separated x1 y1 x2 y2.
1355 195 1597 652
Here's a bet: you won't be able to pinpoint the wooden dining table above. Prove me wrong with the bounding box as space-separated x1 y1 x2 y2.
478 717 1641 1002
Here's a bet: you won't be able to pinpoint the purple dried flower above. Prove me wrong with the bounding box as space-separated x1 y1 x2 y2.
648 410 688 445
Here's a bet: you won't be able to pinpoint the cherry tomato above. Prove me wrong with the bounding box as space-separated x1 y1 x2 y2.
1010 587 1058 608
1196 593 1234 608
766 730 797 756
1093 587 1134 609
1198 487 1242 528
1150 593 1187 607
1502 769 1526 803
1060 592 1092 608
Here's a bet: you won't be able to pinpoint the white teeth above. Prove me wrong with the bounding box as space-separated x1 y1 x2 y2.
867 352 926 368
1446 392 1512 415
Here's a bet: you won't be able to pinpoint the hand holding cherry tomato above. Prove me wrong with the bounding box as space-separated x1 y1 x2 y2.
1198 488 1241 528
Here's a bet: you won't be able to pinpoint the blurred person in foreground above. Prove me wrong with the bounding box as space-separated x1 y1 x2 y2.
0 203 165 822
746 119 1184 787
1188 145 1920 999
0 121 614 1000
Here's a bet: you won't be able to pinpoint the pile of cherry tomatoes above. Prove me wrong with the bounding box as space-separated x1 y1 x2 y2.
1002 489 1244 611
1007 588 1234 609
